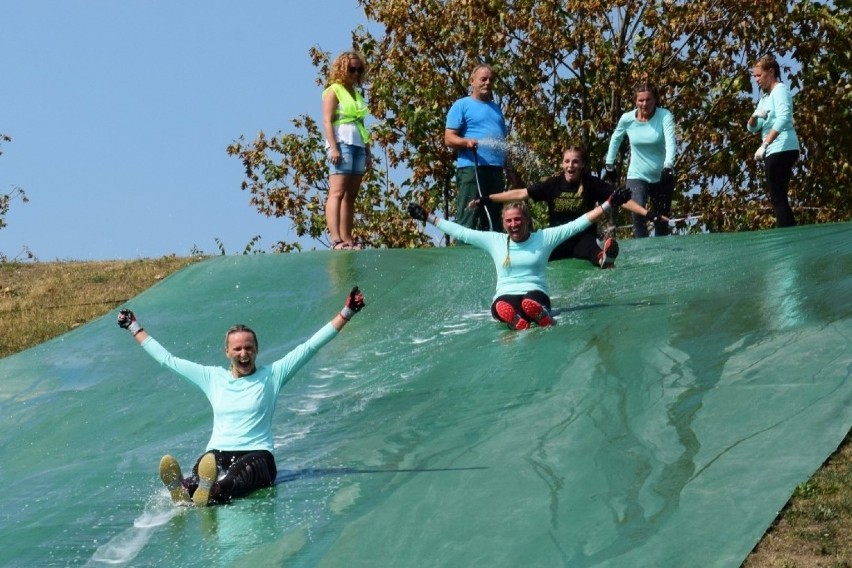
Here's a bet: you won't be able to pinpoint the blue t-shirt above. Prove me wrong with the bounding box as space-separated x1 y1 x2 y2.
747 82 799 155
434 216 592 299
445 96 507 167
605 107 676 183
141 322 338 452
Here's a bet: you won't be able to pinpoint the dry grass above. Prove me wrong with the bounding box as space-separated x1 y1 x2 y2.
0 257 849 566
0 256 200 357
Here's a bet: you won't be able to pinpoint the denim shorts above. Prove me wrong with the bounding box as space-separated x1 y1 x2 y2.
329 143 367 176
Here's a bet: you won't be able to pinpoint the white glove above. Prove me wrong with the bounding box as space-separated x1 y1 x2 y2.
752 109 769 119
754 142 768 161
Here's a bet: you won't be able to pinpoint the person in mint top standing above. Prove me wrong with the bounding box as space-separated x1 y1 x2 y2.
748 54 800 227
116 287 365 506
445 63 507 230
322 50 371 250
605 83 677 237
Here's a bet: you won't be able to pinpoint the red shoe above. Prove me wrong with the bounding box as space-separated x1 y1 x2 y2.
521 298 554 327
597 237 619 269
495 300 530 330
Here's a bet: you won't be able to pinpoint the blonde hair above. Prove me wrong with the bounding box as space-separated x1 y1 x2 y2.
501 202 533 268
327 50 367 87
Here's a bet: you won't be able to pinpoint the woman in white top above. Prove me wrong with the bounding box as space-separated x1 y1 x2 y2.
322 51 372 250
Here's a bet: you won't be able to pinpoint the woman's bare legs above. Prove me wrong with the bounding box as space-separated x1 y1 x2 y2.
326 174 346 246
339 174 362 246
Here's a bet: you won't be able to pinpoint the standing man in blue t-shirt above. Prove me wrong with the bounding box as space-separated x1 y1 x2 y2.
445 64 507 230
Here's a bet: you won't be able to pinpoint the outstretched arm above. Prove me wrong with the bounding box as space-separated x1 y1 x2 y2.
332 286 365 331
117 309 149 343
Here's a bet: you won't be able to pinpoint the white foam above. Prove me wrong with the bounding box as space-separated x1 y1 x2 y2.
87 504 181 565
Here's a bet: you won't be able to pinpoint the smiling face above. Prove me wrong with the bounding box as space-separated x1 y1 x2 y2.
502 205 531 242
561 149 585 183
225 330 258 378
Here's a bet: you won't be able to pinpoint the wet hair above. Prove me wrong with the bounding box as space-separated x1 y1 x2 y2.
501 201 534 268
225 324 259 350
633 82 660 101
327 50 367 87
754 54 782 80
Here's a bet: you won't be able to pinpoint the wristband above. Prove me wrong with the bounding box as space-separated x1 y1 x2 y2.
340 307 355 321
128 321 143 335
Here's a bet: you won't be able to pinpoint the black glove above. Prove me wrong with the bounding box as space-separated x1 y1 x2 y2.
645 213 663 225
407 203 429 222
603 166 617 184
472 195 492 208
607 186 632 208
340 286 365 321
660 167 674 184
118 308 143 335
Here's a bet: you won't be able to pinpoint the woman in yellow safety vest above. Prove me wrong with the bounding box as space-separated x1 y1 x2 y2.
322 50 371 250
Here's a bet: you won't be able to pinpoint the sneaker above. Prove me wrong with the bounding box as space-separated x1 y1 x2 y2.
193 452 218 507
598 237 619 269
521 298 554 327
495 300 530 330
159 454 190 504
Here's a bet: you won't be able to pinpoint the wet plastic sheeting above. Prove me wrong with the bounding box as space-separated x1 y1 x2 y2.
0 223 849 567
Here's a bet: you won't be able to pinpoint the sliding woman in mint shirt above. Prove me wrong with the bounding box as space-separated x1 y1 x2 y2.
605 83 677 238
116 287 365 506
407 188 630 331
748 54 800 227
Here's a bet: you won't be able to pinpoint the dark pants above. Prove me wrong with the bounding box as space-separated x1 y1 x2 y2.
628 178 674 237
455 166 505 231
549 232 602 265
491 290 551 324
764 150 798 227
188 449 277 504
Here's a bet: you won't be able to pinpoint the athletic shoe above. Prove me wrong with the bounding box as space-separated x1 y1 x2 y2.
159 454 191 504
495 300 530 330
521 298 554 327
193 452 218 507
598 237 619 269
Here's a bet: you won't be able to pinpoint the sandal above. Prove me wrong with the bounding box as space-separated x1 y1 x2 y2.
345 242 361 250
332 240 347 250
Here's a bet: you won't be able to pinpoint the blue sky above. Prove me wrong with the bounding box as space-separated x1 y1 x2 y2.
1 1 373 261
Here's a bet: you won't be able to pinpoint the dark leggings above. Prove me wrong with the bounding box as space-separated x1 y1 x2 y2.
188 449 277 504
764 150 798 227
491 290 551 325
628 178 674 237
549 232 602 265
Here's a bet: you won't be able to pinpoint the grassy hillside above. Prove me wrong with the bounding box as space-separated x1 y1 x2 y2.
0 257 848 566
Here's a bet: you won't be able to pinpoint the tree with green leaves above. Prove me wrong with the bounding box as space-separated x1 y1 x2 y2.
229 0 850 251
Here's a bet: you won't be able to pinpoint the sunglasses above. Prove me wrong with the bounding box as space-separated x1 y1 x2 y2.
348 66 364 74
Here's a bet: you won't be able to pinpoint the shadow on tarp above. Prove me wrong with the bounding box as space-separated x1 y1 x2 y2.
275 466 488 485
0 222 849 567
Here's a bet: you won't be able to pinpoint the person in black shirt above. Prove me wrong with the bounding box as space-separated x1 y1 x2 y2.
470 146 664 268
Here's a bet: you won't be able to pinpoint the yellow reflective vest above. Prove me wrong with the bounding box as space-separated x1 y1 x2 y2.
323 83 370 143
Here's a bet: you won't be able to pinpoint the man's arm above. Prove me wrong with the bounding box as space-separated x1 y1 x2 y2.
444 128 477 151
